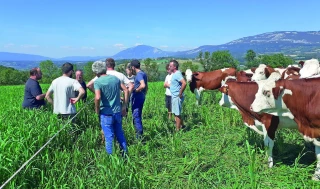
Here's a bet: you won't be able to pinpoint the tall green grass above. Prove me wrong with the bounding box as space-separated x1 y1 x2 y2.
0 83 319 188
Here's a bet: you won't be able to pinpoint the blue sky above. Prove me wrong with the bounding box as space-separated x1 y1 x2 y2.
0 0 319 58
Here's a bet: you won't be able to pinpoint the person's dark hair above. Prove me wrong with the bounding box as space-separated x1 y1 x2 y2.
170 59 179 69
61 62 74 74
106 58 115 68
165 63 170 70
130 59 141 69
30 67 39 76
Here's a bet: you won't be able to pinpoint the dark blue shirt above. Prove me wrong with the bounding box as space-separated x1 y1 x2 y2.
22 78 45 109
132 70 148 98
75 80 87 102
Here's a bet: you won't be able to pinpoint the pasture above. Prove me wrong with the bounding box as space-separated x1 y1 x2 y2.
0 82 318 188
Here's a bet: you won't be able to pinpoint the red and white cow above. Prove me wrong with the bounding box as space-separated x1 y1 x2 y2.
250 77 320 180
299 59 320 78
185 68 236 104
219 72 297 168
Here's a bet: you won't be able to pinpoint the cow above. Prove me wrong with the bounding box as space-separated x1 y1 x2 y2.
219 72 297 168
281 65 300 80
185 68 236 104
251 64 277 81
299 59 320 78
236 71 252 82
250 77 320 180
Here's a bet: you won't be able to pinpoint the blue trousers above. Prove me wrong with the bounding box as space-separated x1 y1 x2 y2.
100 112 128 155
131 96 145 138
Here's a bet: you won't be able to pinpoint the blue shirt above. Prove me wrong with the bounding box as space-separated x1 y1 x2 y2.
22 78 45 109
170 70 184 97
132 70 148 98
94 75 121 115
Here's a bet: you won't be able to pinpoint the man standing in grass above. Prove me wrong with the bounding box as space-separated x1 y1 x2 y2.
75 70 87 102
164 63 173 121
92 60 128 155
169 60 186 131
45 62 85 122
22 67 46 109
130 59 148 139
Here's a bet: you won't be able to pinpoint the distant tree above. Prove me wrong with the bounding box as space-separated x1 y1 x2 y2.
210 50 239 70
245 50 260 68
180 61 199 73
257 53 294 68
83 61 95 82
0 65 28 85
115 63 127 75
143 58 160 82
39 60 59 83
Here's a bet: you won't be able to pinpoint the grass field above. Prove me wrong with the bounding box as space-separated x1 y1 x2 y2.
0 82 319 188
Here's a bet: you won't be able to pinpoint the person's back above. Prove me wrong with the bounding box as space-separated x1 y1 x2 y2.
94 75 121 115
48 76 82 114
22 78 45 109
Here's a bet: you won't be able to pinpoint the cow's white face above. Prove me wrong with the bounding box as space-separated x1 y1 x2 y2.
251 80 277 113
185 69 192 82
251 65 267 81
251 80 294 118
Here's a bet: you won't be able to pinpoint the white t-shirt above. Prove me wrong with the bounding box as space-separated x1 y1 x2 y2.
92 70 131 87
165 74 172 96
48 76 82 114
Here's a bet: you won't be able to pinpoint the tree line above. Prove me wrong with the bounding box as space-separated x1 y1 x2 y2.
0 50 297 85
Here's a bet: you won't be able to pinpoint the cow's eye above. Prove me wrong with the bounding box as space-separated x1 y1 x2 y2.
260 72 264 74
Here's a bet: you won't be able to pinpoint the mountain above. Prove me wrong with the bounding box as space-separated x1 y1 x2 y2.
57 56 107 61
174 31 320 58
113 45 174 59
1 31 320 69
0 52 52 61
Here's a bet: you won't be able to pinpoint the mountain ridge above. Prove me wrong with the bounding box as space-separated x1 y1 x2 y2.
1 31 320 62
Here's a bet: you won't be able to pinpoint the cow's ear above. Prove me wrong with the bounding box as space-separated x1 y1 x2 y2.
272 87 283 100
265 67 272 78
193 72 203 80
219 86 228 94
251 67 257 73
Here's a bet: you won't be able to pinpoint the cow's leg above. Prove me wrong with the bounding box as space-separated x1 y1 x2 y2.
312 144 320 181
264 134 274 168
194 87 204 105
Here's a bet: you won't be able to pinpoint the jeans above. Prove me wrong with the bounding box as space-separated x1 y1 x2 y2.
100 112 128 155
131 95 145 139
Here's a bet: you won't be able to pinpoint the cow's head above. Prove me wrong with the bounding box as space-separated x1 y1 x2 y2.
218 81 238 110
251 64 267 81
250 80 277 113
186 69 193 82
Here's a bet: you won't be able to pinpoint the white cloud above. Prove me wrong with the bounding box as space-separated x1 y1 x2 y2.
20 44 39 48
81 46 95 50
3 43 14 48
160 45 168 48
135 43 143 46
136 36 140 39
114 43 126 49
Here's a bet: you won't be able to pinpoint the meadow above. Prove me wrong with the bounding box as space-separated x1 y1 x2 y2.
0 82 319 188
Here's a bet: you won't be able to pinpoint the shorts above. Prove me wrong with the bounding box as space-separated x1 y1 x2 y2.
171 96 184 116
165 95 172 112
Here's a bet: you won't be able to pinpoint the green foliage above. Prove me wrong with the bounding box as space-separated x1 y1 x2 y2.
0 83 318 188
39 60 59 84
198 51 239 71
143 58 160 82
0 65 28 85
82 61 95 82
245 50 260 68
257 53 294 68
180 61 199 73
115 63 128 75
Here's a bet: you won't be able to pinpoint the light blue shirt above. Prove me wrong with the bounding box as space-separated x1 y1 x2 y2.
169 70 184 97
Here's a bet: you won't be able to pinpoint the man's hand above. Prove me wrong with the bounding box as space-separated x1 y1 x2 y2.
121 106 127 116
70 97 80 104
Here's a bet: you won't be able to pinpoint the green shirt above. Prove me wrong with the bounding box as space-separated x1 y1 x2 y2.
94 75 121 115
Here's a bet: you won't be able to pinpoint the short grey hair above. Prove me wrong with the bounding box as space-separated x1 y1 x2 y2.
92 60 106 75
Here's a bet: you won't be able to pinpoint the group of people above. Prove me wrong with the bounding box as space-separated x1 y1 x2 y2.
22 58 186 156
